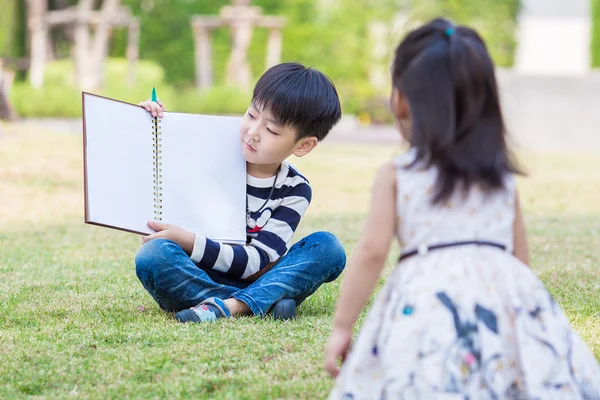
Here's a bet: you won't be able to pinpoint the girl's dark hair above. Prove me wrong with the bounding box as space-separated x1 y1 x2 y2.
392 18 521 203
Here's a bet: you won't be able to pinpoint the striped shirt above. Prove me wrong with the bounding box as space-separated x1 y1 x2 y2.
190 160 311 281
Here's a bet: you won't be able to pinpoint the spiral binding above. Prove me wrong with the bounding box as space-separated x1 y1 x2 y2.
152 117 163 221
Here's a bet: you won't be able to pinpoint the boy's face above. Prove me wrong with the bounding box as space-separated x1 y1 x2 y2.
240 103 317 167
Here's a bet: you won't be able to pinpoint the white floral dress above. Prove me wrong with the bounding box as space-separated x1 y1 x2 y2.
329 151 600 399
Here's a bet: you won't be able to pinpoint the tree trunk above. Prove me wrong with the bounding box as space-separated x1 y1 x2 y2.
27 0 48 88
88 0 120 90
74 0 94 89
0 61 18 121
126 19 139 85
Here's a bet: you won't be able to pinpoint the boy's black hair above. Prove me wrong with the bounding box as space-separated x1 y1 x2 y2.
392 18 521 204
252 62 342 141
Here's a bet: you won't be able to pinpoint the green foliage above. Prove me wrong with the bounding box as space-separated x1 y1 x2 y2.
406 0 520 67
9 58 251 118
112 0 518 80
0 0 27 81
115 1 231 87
14 0 27 61
174 86 251 116
0 0 26 60
112 0 402 88
10 83 79 118
0 0 15 56
10 59 169 118
592 0 600 67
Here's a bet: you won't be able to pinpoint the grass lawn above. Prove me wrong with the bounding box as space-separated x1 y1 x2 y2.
0 123 599 399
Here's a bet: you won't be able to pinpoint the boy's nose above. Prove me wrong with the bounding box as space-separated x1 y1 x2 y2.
247 128 259 142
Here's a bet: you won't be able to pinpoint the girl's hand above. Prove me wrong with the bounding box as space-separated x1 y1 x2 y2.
324 327 352 378
142 221 194 254
139 98 165 118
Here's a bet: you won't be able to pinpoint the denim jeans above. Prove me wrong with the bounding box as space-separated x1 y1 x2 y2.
135 231 346 316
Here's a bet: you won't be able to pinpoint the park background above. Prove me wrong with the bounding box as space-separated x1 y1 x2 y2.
0 0 599 398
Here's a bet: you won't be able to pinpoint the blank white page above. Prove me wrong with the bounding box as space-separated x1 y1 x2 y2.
160 113 246 244
83 93 154 234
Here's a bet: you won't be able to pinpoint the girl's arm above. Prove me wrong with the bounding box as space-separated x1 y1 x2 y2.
325 161 397 377
335 161 398 330
513 191 529 266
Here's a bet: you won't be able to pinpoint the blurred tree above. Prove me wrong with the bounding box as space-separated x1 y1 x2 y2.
114 1 230 87
114 0 398 87
0 59 18 121
25 0 139 90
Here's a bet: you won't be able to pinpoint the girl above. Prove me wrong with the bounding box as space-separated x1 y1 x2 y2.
325 18 600 399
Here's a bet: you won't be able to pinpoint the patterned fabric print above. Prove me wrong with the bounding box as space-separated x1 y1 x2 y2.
329 150 600 400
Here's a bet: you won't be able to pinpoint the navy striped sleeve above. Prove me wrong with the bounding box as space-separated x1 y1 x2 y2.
189 164 312 280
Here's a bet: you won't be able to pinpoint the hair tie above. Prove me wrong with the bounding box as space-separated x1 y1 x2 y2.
445 27 454 37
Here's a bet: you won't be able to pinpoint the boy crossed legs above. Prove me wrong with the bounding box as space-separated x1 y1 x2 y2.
135 63 346 322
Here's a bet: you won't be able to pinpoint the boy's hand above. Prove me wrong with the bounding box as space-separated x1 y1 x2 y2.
139 98 165 118
142 221 194 254
324 327 352 378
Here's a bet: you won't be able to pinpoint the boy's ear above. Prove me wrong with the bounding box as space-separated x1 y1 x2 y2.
293 136 318 158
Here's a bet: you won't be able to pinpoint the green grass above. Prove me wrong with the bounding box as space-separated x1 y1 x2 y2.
0 124 599 399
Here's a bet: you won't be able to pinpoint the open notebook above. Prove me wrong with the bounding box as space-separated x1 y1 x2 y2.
82 92 247 244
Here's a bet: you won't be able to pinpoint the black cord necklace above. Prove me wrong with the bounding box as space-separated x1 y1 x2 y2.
246 167 280 228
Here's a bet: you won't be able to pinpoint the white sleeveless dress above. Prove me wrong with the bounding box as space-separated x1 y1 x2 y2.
329 151 600 399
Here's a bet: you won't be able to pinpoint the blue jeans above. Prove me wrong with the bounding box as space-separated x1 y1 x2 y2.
135 231 346 316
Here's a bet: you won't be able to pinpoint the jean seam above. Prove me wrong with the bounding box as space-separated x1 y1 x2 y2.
142 270 231 311
152 283 202 311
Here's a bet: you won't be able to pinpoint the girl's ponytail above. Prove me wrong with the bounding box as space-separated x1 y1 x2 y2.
392 18 521 204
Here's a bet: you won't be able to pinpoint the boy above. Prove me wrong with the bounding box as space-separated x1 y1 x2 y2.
135 62 346 323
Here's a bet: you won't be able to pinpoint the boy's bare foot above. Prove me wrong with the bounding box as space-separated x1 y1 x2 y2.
224 298 252 316
224 298 297 319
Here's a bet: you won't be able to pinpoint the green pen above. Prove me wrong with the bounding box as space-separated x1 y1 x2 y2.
151 87 161 118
